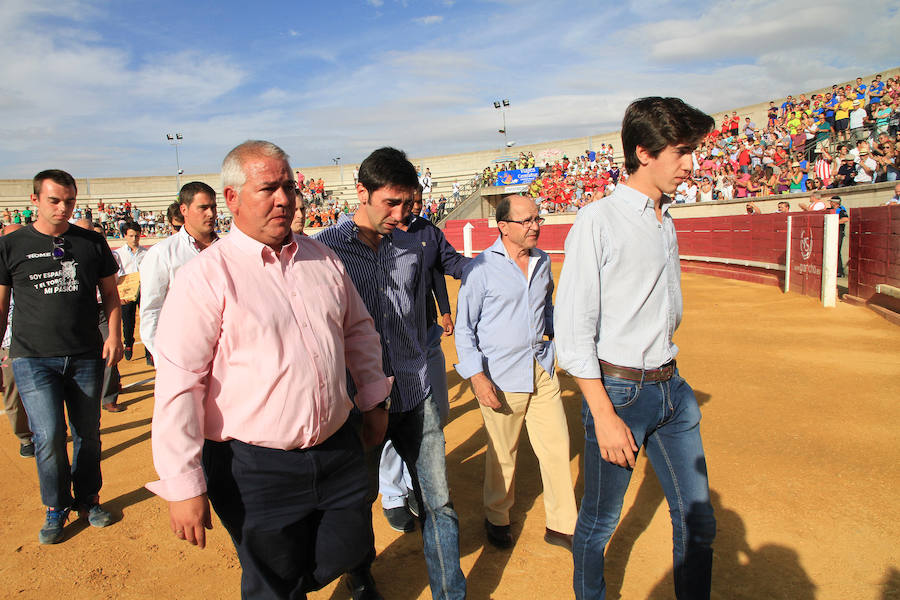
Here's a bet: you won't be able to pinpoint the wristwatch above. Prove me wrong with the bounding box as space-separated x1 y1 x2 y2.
376 398 391 411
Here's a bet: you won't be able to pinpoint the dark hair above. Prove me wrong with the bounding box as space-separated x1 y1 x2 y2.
33 169 77 195
178 181 216 207
621 97 714 173
124 222 142 235
167 201 184 224
357 147 419 195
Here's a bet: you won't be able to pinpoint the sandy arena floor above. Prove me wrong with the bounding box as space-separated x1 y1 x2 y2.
1 268 898 600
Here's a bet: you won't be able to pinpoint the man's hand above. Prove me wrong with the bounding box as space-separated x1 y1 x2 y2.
168 494 212 549
102 335 124 367
593 409 639 468
440 313 454 336
470 372 501 410
361 406 388 448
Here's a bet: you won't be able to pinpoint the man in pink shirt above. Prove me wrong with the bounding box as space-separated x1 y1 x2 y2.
146 140 392 599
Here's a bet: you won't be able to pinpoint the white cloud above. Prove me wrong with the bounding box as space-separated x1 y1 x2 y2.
0 0 894 178
413 15 444 25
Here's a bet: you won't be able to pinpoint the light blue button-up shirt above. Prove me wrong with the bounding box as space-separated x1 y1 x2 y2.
455 236 555 393
555 183 682 377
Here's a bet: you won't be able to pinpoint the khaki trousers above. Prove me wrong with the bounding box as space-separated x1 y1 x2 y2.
480 360 577 534
1 348 31 444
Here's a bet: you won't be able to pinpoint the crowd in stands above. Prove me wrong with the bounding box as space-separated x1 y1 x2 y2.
475 74 899 213
479 146 623 214
0 197 235 239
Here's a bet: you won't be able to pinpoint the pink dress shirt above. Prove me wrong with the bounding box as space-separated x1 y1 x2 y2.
146 225 392 501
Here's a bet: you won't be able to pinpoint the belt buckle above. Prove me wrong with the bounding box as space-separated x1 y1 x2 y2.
661 363 675 380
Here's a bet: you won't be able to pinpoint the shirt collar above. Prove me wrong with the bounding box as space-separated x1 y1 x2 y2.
616 183 673 216
337 211 393 245
228 223 299 264
487 235 536 260
337 212 359 242
179 225 219 251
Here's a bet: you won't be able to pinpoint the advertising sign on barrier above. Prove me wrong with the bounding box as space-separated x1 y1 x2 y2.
495 168 539 186
788 214 825 299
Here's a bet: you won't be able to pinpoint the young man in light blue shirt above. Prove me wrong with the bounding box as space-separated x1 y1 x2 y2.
456 194 578 552
556 97 717 600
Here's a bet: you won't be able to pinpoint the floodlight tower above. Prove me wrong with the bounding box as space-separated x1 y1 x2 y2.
166 133 184 191
493 99 511 149
333 156 343 184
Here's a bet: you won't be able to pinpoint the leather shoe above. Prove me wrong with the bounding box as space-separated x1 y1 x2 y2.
103 402 126 413
407 493 420 518
19 442 35 458
345 568 383 600
484 518 513 549
544 528 573 552
383 506 415 532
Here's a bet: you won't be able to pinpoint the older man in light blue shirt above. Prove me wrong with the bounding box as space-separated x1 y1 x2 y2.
456 194 577 552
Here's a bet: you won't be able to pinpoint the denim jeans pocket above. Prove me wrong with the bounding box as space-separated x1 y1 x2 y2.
603 378 641 408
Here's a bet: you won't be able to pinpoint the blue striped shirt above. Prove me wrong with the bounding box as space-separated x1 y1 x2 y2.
315 213 429 412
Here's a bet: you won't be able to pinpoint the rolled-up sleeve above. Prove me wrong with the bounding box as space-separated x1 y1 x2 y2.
145 262 222 502
554 211 604 379
454 264 486 379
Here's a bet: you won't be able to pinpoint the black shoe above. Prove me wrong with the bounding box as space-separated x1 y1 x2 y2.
124 347 133 361
19 442 35 458
345 568 384 600
484 518 513 549
544 528 573 552
407 493 420 518
383 506 415 532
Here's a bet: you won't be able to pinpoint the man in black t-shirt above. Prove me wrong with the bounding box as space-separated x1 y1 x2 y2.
0 169 123 545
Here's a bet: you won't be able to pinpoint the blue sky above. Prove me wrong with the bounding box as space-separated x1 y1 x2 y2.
0 0 896 178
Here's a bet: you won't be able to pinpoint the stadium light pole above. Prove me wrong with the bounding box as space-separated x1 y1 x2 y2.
166 133 184 191
333 156 343 184
493 99 510 149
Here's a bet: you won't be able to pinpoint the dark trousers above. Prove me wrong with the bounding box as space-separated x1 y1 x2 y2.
121 299 137 348
837 232 845 277
203 420 371 600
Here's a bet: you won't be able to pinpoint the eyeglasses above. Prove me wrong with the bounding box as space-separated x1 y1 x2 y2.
52 236 65 260
501 217 545 228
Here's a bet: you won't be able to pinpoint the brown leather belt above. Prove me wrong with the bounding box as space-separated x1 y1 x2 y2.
599 359 676 383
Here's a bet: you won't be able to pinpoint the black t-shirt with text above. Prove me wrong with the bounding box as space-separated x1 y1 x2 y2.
0 224 118 358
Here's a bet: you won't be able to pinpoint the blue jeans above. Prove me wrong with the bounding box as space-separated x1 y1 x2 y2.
379 323 449 509
574 370 715 600
361 395 466 600
12 356 105 509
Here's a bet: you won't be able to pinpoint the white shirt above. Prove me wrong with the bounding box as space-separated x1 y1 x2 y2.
114 244 147 276
854 157 877 183
555 184 682 375
139 227 217 357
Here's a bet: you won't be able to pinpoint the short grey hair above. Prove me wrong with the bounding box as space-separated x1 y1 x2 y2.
221 140 291 195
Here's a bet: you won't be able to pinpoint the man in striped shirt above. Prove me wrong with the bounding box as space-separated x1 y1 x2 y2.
316 147 466 600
